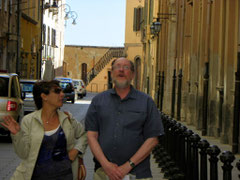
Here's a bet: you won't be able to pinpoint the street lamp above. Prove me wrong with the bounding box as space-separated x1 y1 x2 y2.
65 11 78 25
57 3 78 26
150 20 161 37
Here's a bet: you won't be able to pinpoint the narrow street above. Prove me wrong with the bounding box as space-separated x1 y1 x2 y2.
0 93 97 180
0 92 165 180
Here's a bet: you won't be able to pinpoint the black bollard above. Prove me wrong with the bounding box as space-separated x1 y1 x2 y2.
207 145 221 180
198 139 210 180
184 129 193 180
168 119 177 158
173 122 181 161
189 134 201 180
220 151 235 180
236 160 240 179
178 125 187 174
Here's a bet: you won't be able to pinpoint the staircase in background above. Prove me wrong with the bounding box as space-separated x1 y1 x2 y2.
86 47 125 85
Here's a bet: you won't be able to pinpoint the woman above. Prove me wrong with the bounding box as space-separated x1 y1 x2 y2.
1 80 87 180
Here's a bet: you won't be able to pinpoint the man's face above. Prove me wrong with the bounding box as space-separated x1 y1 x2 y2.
111 58 134 89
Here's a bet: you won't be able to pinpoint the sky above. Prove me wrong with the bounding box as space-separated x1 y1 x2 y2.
64 0 126 47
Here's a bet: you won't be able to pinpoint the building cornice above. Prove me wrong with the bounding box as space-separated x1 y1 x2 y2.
22 13 38 25
65 45 124 49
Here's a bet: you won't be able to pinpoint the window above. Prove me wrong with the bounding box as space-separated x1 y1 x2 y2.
11 77 18 98
0 77 9 97
133 7 143 31
43 24 46 44
51 29 56 47
47 26 50 45
10 0 12 14
4 0 7 12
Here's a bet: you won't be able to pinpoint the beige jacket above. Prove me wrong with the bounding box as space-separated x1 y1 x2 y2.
10 109 88 180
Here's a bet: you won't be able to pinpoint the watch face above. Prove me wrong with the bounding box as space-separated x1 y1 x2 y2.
129 160 135 168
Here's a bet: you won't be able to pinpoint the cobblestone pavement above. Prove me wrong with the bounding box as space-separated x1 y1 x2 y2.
0 137 21 180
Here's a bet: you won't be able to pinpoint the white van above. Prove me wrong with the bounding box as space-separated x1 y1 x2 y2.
72 79 86 99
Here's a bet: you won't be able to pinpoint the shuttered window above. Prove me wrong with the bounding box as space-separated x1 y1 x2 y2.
133 7 143 32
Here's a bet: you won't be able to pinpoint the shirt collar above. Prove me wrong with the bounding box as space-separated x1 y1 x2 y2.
110 85 137 100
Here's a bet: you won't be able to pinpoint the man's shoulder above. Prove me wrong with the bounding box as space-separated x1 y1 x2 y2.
92 89 112 100
132 88 152 100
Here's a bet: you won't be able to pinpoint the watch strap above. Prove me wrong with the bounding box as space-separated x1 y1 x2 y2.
128 159 135 168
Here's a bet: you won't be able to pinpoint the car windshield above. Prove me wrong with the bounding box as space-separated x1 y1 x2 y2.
59 82 73 93
73 81 79 87
21 82 35 92
0 77 9 97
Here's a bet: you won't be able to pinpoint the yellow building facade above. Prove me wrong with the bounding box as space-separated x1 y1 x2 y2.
20 0 42 79
125 0 240 153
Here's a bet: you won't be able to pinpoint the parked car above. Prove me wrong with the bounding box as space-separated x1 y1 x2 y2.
54 77 75 103
0 73 24 135
20 79 38 115
72 79 86 99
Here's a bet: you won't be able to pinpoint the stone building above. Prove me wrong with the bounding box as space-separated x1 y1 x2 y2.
0 0 21 73
124 0 240 153
0 0 42 79
64 45 124 92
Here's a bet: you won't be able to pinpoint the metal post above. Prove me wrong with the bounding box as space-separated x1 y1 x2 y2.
171 69 176 117
220 151 235 180
177 69 183 121
147 76 150 95
198 139 210 180
160 71 165 111
157 71 161 109
184 129 193 180
207 145 221 180
232 52 240 153
190 134 201 180
202 62 209 136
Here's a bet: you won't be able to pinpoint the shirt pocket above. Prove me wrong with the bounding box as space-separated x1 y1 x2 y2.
123 110 147 130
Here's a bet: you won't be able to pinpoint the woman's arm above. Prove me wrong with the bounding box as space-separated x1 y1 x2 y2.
5 115 31 159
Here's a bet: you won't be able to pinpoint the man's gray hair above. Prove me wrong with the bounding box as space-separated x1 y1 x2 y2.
111 58 135 72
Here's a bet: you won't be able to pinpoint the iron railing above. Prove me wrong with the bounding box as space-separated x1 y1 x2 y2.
153 112 240 180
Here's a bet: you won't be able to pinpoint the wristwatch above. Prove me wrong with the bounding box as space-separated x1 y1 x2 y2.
128 159 136 168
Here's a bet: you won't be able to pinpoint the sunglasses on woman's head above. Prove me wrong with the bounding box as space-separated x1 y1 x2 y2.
53 87 62 94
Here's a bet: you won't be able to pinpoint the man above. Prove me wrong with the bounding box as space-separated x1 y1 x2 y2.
85 57 164 180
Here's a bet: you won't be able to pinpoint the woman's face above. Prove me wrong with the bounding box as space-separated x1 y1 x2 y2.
43 86 65 108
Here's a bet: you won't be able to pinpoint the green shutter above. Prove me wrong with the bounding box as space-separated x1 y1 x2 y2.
133 8 137 31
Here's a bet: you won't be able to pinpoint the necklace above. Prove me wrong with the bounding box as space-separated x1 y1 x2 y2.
45 113 57 124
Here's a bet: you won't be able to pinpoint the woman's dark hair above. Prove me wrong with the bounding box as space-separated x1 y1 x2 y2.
33 80 60 110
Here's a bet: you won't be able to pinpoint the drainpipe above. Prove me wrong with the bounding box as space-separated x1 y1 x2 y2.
232 53 240 154
39 0 44 79
16 0 21 75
